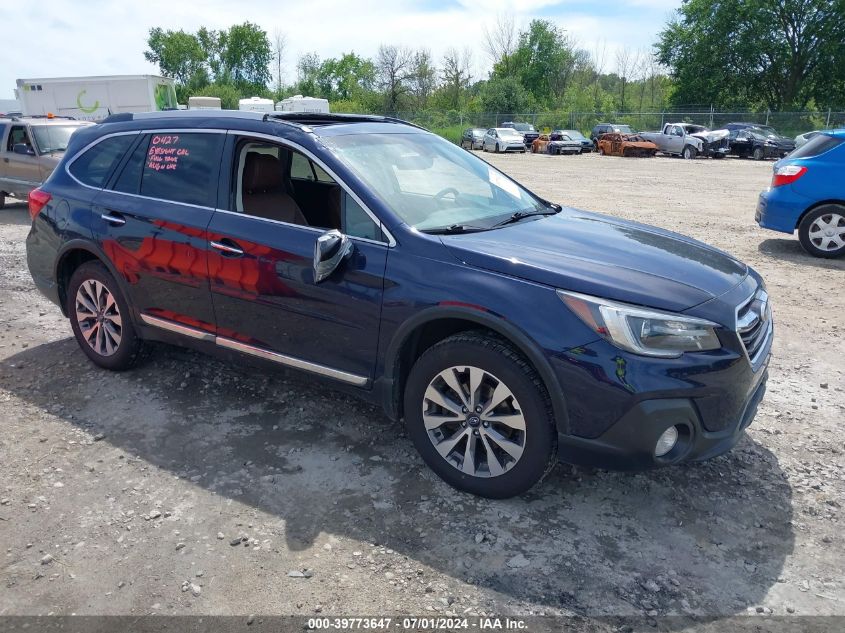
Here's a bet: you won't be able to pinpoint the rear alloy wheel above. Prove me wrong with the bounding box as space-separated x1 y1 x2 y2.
798 205 845 258
682 145 697 160
404 333 556 498
67 261 143 370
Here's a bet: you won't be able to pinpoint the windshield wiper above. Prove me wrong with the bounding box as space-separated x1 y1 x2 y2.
420 224 489 235
490 208 560 229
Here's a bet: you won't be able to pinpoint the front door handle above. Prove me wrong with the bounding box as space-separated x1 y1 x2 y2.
100 211 126 226
210 239 244 257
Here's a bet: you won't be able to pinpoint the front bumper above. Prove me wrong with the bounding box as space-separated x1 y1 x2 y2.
558 366 768 471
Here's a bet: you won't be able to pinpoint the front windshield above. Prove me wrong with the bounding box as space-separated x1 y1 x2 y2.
324 132 547 232
614 125 634 134
497 129 523 139
472 129 485 137
564 130 586 140
513 123 535 132
756 125 777 135
32 125 81 154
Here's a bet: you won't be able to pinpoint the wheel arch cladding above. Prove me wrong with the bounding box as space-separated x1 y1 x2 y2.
796 200 845 230
55 242 128 319
383 308 570 433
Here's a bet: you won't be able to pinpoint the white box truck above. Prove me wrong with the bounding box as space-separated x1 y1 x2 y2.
16 75 178 122
276 95 330 113
238 97 275 113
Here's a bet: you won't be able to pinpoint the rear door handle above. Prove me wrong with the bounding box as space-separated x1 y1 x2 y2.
210 239 244 257
100 211 126 226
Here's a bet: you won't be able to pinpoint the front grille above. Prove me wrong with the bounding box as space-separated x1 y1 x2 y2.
736 288 772 368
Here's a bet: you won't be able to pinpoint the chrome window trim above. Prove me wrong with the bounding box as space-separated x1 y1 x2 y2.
64 130 143 191
65 128 228 193
228 130 396 247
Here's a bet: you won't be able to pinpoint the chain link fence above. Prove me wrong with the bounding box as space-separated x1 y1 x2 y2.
389 110 845 143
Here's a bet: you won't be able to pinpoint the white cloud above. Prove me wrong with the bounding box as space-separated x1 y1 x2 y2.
0 0 681 100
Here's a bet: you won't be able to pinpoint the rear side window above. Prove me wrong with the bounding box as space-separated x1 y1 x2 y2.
790 134 844 159
138 133 223 206
68 134 135 188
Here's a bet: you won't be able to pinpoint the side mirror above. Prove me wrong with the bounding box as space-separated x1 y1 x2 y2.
13 143 34 156
314 229 353 283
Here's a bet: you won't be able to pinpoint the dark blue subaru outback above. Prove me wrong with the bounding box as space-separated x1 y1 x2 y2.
25 111 772 498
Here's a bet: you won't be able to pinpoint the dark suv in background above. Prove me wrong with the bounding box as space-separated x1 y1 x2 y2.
26 111 772 498
725 122 796 160
501 121 540 147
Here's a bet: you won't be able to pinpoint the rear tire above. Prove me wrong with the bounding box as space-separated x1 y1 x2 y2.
495 143 500 153
67 261 143 370
798 205 845 258
682 145 697 160
0 193 6 209
404 332 557 498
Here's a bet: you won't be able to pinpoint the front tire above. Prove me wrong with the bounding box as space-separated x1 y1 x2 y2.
67 261 143 370
798 205 845 258
753 147 764 161
682 145 697 160
404 332 557 498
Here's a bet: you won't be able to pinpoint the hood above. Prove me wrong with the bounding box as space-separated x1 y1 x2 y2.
441 209 747 313
691 129 729 143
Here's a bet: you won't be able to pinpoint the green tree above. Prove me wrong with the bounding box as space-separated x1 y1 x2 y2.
144 28 207 87
192 83 242 110
223 22 272 93
478 76 534 114
508 20 577 105
657 0 845 109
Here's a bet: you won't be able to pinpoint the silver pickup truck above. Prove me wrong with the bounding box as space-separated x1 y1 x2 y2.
0 115 92 208
640 123 730 160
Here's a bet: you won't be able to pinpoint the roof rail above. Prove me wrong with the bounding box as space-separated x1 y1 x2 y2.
263 112 427 131
0 114 77 122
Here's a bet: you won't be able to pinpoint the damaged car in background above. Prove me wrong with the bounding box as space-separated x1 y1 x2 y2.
640 123 730 159
597 132 658 157
726 123 796 160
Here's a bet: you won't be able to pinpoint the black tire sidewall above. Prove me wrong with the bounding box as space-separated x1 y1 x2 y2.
798 205 845 259
67 261 142 370
404 337 556 498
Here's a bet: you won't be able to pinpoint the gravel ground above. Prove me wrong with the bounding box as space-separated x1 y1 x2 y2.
0 153 843 623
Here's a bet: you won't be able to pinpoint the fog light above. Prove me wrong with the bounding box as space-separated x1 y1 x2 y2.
654 426 679 457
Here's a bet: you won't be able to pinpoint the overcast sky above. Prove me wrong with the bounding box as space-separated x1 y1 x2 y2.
0 0 681 100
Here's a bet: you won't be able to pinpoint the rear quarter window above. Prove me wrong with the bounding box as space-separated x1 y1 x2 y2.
789 134 844 159
68 134 136 188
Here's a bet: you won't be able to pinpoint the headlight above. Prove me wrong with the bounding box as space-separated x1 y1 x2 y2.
558 290 722 357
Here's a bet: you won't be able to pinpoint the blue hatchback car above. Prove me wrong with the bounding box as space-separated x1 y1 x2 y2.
756 129 845 258
25 111 772 498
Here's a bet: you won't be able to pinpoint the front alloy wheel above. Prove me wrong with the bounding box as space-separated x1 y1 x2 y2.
423 365 526 478
404 332 556 498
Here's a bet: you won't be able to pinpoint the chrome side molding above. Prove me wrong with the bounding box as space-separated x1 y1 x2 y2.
139 313 369 387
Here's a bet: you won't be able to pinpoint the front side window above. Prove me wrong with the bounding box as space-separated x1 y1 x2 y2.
138 133 224 207
69 134 135 188
232 140 383 241
7 125 31 151
324 132 547 232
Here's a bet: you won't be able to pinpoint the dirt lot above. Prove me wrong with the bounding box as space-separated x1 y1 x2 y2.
0 153 843 623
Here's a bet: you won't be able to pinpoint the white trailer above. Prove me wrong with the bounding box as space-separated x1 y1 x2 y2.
188 96 222 110
238 97 275 113
275 95 330 113
16 75 178 122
